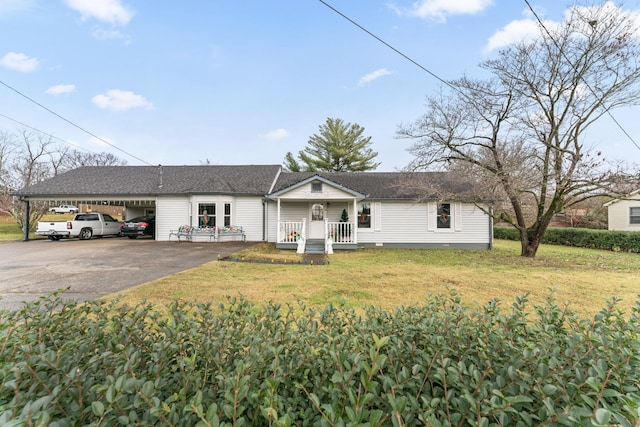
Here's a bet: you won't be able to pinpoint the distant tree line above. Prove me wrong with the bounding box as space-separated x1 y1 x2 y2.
0 129 126 231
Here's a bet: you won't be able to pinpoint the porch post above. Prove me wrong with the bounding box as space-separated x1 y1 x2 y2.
276 198 281 243
22 199 30 242
352 198 357 244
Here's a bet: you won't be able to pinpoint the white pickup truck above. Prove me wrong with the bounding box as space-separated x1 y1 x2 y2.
49 204 79 214
36 212 122 241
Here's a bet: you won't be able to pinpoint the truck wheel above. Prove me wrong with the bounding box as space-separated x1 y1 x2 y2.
79 228 93 240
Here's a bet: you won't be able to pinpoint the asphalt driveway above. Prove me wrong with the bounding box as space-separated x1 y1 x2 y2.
0 237 254 311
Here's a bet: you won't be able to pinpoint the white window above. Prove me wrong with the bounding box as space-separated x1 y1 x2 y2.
311 182 322 193
223 203 232 226
358 202 371 229
437 203 451 229
630 207 640 224
199 203 216 227
311 203 324 221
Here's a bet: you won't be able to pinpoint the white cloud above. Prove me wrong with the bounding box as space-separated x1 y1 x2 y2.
64 0 134 25
483 18 542 53
88 136 113 147
92 27 123 40
92 89 154 111
358 68 394 86
483 2 640 54
392 0 494 22
0 52 39 72
264 128 289 141
45 84 76 95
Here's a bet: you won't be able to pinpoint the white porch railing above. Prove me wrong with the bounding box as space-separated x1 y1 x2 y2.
278 220 354 251
327 221 354 244
279 220 304 243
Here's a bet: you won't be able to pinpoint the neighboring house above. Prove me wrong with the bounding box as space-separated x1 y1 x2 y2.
604 190 640 231
14 165 493 250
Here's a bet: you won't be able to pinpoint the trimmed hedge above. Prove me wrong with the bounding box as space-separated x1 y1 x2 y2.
1 292 639 426
494 226 640 253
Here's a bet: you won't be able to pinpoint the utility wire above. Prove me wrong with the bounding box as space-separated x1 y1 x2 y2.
523 0 640 152
0 79 154 165
317 0 458 93
0 112 94 153
320 0 640 153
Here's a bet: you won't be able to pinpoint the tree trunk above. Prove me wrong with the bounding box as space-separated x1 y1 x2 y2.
520 238 540 258
519 226 548 258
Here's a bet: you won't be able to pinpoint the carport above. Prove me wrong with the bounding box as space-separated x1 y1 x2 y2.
18 197 157 241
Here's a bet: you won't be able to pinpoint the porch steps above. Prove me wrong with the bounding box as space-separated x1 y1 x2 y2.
304 239 325 255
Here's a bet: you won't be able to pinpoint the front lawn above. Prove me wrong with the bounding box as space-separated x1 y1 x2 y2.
114 240 640 318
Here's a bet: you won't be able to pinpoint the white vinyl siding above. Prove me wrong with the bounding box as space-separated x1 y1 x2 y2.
607 198 640 231
156 197 189 241
357 201 490 246
279 182 356 200
233 197 265 241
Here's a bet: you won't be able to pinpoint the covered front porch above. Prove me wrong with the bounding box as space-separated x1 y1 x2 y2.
267 175 367 253
277 217 358 252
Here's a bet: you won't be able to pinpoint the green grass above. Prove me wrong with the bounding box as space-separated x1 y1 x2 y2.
114 240 640 318
0 214 75 241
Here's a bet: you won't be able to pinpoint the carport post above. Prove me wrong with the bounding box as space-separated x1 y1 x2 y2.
22 199 30 242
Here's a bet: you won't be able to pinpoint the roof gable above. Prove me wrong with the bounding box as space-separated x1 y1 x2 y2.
267 175 366 199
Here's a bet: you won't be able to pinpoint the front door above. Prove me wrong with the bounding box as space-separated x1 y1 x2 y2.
309 203 325 239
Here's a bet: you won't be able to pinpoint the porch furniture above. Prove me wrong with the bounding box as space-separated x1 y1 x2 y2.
217 226 246 242
169 225 245 242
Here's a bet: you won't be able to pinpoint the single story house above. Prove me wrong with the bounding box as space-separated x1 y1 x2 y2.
604 190 640 231
14 165 493 251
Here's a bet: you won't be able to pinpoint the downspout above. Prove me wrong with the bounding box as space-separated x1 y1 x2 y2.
489 206 494 250
22 199 30 242
262 198 267 241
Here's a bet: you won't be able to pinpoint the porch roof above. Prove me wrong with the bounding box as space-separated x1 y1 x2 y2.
271 171 476 201
266 174 366 199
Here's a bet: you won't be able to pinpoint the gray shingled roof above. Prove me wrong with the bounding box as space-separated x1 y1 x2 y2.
15 165 282 197
15 166 478 201
272 172 476 200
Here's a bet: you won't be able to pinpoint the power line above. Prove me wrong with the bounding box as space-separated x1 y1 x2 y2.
317 0 458 93
523 0 640 153
320 0 640 154
0 79 154 165
0 112 93 154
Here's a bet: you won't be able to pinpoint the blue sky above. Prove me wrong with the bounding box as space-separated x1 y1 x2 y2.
2 0 640 171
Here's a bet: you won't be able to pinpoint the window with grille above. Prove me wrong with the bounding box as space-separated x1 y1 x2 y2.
199 203 216 227
437 203 451 229
630 207 640 224
358 203 371 228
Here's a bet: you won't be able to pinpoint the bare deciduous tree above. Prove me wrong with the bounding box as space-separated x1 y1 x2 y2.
399 3 640 257
62 150 127 169
0 129 127 232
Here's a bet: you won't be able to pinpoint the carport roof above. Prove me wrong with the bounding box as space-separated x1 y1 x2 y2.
15 165 282 197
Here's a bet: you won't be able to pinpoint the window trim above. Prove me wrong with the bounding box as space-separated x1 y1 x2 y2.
630 206 640 225
436 203 452 229
311 181 322 193
357 202 371 229
223 203 232 227
198 203 216 227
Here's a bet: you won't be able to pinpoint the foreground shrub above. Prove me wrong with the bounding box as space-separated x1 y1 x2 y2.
1 291 639 426
494 226 640 253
